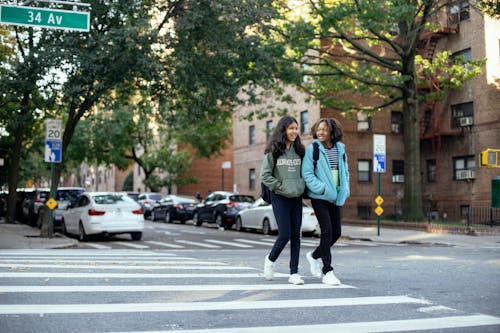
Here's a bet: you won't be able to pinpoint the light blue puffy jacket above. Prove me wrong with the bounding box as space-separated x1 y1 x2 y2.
301 140 350 206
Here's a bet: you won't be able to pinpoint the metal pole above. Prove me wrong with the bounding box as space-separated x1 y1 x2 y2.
49 163 55 238
377 173 381 236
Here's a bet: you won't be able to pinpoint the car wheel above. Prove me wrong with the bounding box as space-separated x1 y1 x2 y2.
131 232 142 241
235 216 243 232
193 212 202 227
78 222 88 242
262 219 271 235
165 211 171 223
215 214 225 229
150 211 156 221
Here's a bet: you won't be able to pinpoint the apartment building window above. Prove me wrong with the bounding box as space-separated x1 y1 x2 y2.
393 160 404 175
427 159 436 183
249 125 255 145
357 205 371 220
452 48 471 64
249 168 256 191
300 111 309 135
358 160 371 182
451 102 473 128
357 112 370 132
391 111 403 134
453 155 475 180
266 120 273 141
458 0 470 21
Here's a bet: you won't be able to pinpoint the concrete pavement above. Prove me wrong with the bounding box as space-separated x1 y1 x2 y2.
1 218 500 249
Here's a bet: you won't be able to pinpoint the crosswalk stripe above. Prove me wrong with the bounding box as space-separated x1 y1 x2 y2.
175 240 221 248
205 239 253 248
233 239 274 246
145 241 185 248
0 263 250 270
0 251 176 257
83 243 112 249
0 259 200 264
0 296 429 314
113 242 151 249
0 272 280 278
0 283 355 293
109 315 500 333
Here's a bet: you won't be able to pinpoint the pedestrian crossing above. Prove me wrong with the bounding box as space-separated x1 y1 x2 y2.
78 236 369 250
0 250 499 333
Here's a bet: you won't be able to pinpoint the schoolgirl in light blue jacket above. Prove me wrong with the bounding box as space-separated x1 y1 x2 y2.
302 139 350 206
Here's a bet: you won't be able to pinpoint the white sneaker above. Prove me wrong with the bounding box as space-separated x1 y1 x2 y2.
263 255 274 281
288 273 304 285
322 271 341 285
306 251 322 278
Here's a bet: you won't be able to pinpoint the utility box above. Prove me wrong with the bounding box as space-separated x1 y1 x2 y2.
492 177 500 208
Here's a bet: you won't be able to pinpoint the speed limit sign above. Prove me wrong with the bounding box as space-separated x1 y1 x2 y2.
45 119 62 141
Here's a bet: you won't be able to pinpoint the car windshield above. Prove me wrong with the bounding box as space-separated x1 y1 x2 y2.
149 194 163 201
57 189 85 202
229 195 255 203
92 194 129 205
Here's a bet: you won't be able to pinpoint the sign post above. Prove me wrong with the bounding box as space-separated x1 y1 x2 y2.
45 119 62 238
373 134 386 236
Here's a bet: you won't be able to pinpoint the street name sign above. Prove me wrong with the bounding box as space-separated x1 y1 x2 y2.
0 5 90 32
373 134 386 173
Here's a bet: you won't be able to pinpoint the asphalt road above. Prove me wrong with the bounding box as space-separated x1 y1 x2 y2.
1 221 499 332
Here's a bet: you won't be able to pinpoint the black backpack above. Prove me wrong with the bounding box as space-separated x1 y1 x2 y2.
261 142 319 203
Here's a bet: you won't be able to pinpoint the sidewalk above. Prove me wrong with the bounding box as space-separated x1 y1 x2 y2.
1 219 500 249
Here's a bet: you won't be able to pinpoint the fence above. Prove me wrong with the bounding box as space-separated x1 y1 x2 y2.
427 206 500 227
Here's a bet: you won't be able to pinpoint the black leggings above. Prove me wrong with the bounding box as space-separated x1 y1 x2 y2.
311 199 342 274
268 193 303 274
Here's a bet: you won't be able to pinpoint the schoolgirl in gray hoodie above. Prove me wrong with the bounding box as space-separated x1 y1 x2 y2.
260 116 306 285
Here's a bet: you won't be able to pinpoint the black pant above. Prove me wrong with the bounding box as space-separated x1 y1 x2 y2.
268 192 302 274
311 199 342 274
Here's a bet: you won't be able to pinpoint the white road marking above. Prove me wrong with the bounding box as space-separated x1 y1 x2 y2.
0 296 429 314
0 283 355 293
83 243 112 249
0 263 249 270
144 241 185 248
112 242 151 249
233 239 274 246
0 259 200 264
0 272 275 278
204 239 253 248
175 240 221 248
109 315 500 333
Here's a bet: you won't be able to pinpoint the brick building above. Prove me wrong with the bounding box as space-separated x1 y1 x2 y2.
231 4 500 222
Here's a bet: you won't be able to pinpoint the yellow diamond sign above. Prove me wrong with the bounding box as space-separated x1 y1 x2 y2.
374 195 384 206
374 206 384 216
46 198 58 210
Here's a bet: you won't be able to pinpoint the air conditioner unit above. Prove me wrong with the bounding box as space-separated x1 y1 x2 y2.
456 169 475 180
459 117 473 127
392 175 405 183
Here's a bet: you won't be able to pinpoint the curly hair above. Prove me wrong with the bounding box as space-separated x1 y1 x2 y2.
311 117 343 143
265 116 305 158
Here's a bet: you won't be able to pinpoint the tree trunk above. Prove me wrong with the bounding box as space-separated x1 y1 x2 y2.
5 125 25 224
402 58 424 222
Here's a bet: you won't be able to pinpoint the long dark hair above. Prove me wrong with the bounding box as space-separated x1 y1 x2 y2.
265 116 305 158
311 117 343 143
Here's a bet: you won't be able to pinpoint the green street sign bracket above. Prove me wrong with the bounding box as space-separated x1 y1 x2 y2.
0 4 90 32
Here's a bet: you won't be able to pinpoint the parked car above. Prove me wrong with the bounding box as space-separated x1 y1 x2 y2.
193 191 255 229
0 191 7 217
125 192 140 201
15 188 35 223
21 188 49 226
235 198 319 235
61 192 144 241
137 192 164 219
53 187 87 230
150 194 198 223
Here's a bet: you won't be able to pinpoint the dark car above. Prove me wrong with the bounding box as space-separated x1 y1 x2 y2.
21 188 49 226
137 192 164 219
193 191 255 230
150 195 198 223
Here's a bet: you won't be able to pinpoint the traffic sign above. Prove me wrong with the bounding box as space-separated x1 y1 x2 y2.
374 195 384 206
45 140 62 163
373 134 386 173
45 119 62 141
0 5 90 32
374 206 384 216
46 198 58 210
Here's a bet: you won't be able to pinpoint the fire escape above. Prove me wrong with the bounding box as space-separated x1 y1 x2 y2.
417 10 461 178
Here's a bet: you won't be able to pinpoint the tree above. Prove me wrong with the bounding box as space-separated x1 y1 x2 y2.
282 0 484 221
478 0 500 18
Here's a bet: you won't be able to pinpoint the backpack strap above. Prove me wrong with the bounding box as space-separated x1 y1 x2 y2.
312 142 319 171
